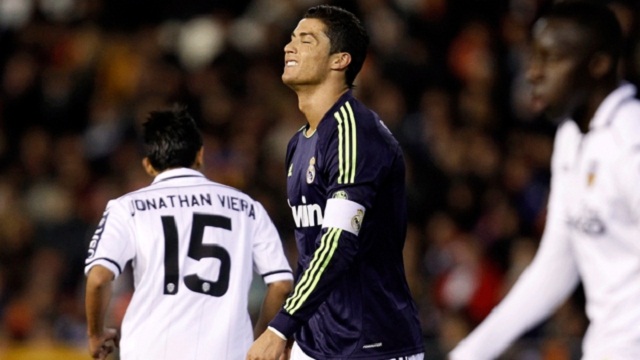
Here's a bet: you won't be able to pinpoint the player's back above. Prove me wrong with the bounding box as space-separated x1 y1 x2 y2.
87 168 287 359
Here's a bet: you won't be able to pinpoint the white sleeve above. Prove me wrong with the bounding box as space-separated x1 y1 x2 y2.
450 159 580 360
251 201 293 284
85 199 136 278
616 146 640 220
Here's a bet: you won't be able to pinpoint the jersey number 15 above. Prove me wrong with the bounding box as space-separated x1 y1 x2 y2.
161 213 232 297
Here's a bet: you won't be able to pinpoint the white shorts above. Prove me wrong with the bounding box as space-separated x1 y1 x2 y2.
291 342 425 360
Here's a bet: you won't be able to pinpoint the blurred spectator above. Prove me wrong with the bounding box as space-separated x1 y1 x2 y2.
434 233 503 326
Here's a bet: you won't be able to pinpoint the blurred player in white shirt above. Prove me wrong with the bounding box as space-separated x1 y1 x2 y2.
84 107 293 360
450 2 640 360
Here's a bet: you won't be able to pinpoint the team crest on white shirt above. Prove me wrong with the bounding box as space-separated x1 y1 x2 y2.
307 157 316 184
587 161 598 187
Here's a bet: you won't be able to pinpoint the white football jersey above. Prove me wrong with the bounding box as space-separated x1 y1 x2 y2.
451 83 640 360
85 168 293 360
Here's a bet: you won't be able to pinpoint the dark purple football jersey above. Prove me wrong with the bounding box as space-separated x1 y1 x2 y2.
269 91 424 359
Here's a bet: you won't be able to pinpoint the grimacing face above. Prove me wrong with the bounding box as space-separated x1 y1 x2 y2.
282 18 335 89
526 18 592 120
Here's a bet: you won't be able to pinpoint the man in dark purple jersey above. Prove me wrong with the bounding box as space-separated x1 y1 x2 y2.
248 5 424 360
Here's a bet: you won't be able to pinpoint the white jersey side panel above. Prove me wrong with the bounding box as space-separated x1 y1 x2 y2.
85 168 292 360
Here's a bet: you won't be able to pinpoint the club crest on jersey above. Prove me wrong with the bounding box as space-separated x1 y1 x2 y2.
587 161 598 187
351 209 364 232
332 190 348 199
306 157 316 184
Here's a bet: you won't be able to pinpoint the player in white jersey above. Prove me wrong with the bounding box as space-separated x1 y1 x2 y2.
84 107 293 360
450 2 640 360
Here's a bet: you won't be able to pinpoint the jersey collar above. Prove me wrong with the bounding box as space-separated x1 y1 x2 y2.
152 167 205 184
589 82 637 130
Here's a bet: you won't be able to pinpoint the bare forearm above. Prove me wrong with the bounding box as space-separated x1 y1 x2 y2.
254 280 293 338
85 266 114 337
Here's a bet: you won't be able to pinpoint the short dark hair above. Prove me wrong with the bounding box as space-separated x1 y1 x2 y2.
143 106 202 171
303 5 369 88
544 1 623 64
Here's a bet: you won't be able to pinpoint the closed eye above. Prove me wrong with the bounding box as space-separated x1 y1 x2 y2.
299 32 316 44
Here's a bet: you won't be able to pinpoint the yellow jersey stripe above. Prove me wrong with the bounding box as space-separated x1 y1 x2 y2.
345 102 357 183
334 110 345 184
284 228 341 314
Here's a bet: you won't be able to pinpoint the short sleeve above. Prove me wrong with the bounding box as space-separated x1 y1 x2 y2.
85 199 136 278
251 202 293 284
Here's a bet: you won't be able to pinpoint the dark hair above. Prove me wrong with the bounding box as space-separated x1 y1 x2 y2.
544 1 623 65
303 5 369 88
143 106 202 171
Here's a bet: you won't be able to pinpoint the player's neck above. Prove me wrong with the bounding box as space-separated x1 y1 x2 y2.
295 83 349 131
575 83 618 133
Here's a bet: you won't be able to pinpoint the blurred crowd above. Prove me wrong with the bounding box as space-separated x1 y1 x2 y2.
0 0 638 359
